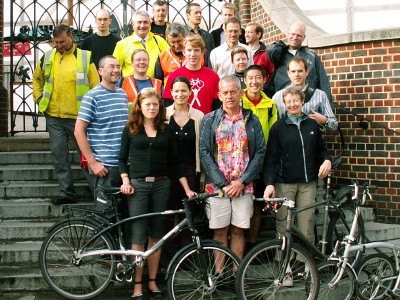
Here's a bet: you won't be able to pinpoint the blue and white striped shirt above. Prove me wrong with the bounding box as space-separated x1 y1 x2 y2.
78 84 128 167
273 85 338 131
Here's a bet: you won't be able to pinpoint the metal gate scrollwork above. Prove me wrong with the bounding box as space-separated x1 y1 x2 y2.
6 0 232 135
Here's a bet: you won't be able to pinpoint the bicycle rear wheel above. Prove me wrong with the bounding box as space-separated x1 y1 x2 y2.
318 260 356 300
236 239 319 300
327 200 364 266
39 218 117 299
356 253 396 300
167 243 240 300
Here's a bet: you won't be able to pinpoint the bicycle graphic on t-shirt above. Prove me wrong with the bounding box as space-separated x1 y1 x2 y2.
190 78 204 107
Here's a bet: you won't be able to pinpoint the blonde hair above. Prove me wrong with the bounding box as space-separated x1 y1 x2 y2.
183 33 205 52
130 48 149 63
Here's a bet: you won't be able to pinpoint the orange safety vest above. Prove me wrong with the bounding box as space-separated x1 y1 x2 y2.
121 76 163 103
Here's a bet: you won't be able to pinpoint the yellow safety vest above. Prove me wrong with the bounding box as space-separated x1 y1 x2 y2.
39 48 90 113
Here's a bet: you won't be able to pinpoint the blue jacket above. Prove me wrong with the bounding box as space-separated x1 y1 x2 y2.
200 108 265 188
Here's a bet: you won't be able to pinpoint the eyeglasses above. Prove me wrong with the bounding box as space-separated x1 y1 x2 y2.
133 58 149 62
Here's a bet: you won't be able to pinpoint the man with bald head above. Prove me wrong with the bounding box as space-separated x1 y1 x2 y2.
81 9 120 69
268 21 333 105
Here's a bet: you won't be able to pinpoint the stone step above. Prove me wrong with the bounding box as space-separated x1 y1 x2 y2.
0 220 56 242
0 136 51 152
0 181 91 198
0 265 235 299
363 222 400 242
0 241 42 264
0 199 93 220
0 164 86 181
0 151 79 165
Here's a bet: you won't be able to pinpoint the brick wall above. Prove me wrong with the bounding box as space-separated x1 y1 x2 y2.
242 1 400 223
0 0 7 137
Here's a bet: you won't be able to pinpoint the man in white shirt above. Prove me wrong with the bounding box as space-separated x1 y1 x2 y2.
210 17 253 78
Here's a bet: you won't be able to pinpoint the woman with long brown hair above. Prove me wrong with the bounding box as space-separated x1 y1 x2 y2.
119 88 195 299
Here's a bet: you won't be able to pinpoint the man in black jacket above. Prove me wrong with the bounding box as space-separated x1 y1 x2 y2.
268 21 333 106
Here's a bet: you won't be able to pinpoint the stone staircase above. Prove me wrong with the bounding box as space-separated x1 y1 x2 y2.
0 136 399 299
0 138 95 299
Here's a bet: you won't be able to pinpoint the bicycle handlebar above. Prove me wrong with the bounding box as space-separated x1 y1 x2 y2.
350 181 377 205
185 192 221 204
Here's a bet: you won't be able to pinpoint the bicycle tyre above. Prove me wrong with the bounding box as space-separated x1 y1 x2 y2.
167 243 240 300
318 260 356 300
236 239 319 300
327 200 365 266
356 253 396 300
39 218 117 299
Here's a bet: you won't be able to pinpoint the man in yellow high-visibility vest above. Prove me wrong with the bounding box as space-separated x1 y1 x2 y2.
33 24 99 205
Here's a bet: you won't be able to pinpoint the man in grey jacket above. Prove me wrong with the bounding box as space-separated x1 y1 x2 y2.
200 75 265 264
271 21 333 106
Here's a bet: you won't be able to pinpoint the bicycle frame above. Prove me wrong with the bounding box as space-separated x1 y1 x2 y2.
65 190 220 290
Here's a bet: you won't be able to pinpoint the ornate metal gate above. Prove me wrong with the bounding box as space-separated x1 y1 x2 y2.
6 0 231 135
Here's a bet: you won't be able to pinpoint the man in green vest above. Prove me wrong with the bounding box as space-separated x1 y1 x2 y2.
33 24 99 205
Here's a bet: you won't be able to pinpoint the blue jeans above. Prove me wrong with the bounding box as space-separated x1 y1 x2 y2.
45 114 78 199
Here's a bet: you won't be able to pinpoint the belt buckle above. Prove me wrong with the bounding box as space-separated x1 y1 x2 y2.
145 176 155 183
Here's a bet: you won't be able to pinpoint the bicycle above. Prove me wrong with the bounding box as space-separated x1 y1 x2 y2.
39 185 240 300
235 181 375 300
317 182 378 300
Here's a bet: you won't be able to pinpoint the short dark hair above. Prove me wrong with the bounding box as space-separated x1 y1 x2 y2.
186 2 201 14
153 0 167 7
171 76 192 91
287 56 308 71
244 65 266 79
98 55 117 68
53 24 73 38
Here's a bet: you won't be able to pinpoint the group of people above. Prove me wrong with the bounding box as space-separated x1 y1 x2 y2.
32 1 338 298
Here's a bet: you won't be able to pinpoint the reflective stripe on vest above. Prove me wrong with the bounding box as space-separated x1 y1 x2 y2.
123 77 162 103
39 48 91 113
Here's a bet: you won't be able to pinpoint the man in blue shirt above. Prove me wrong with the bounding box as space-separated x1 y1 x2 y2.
75 55 129 201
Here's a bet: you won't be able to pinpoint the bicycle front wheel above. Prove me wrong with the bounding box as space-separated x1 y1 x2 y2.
318 260 356 300
356 253 396 300
167 243 240 300
236 239 319 300
39 219 117 300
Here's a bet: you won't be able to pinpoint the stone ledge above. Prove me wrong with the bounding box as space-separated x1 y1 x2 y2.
309 27 400 48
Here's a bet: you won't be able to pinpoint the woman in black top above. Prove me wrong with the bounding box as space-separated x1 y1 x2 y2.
160 77 205 268
119 87 195 299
